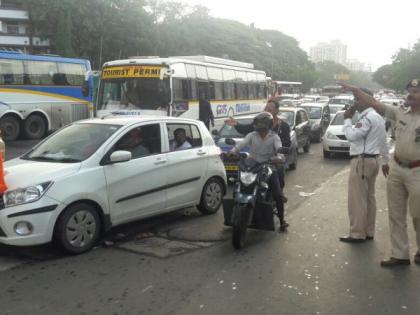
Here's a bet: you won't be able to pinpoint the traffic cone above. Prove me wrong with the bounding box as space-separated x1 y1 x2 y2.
0 130 7 193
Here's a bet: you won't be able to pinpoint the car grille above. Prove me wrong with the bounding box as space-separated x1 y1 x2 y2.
329 146 350 152
336 135 347 140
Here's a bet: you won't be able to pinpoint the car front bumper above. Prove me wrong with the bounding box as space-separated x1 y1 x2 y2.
323 138 350 153
0 196 65 246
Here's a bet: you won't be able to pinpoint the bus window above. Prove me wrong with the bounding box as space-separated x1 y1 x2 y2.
223 82 235 100
0 59 24 85
173 78 189 101
188 80 198 100
248 83 257 99
57 63 85 86
209 81 223 100
235 83 248 100
24 60 58 85
257 84 266 99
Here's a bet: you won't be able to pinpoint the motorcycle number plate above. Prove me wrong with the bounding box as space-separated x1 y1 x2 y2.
225 165 239 171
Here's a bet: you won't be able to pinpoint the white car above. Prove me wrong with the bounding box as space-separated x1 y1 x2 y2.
322 111 359 158
0 116 227 254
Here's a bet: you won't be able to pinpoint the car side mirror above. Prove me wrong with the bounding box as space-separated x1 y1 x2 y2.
225 138 236 146
109 150 132 164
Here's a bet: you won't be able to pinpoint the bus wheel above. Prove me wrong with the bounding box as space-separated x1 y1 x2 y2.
0 115 21 142
23 114 47 140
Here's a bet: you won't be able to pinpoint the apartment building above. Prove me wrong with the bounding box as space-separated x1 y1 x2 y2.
0 0 49 52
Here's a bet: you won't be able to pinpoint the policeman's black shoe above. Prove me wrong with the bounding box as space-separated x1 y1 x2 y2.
380 257 410 267
414 253 420 265
339 236 365 243
366 236 374 241
279 221 289 232
281 195 288 203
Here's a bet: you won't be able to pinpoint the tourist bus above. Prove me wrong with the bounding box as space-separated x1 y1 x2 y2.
270 80 303 98
0 51 93 141
95 56 268 127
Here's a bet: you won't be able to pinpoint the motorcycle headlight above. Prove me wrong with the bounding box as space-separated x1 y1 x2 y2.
326 131 338 140
240 172 257 186
4 181 52 207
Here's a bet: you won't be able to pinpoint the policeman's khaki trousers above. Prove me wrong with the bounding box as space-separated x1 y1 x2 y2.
348 157 379 239
387 162 420 259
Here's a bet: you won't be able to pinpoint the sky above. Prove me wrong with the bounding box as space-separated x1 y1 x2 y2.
180 0 420 71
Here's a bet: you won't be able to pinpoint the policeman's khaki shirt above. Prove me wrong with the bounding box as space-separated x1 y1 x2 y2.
385 105 420 161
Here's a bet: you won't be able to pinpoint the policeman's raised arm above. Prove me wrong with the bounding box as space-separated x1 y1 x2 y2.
339 82 386 116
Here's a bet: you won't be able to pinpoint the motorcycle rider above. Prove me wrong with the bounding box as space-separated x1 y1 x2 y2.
229 112 289 231
225 99 291 200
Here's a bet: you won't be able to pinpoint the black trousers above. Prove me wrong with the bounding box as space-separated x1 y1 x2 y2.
269 171 285 223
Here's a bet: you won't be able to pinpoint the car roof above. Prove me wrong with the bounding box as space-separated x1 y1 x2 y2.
75 115 202 126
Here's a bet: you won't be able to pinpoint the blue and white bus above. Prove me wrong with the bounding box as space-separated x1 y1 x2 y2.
96 55 268 129
0 51 93 141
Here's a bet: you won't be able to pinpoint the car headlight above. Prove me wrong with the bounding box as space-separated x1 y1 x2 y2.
240 172 257 186
326 131 338 140
4 181 52 207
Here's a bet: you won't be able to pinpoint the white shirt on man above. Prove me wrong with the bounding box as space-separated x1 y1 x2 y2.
342 107 389 163
171 140 192 151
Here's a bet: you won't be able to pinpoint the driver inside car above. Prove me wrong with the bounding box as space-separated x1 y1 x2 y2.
229 112 289 232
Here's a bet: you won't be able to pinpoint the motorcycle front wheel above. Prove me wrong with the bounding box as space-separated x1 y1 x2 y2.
232 205 249 249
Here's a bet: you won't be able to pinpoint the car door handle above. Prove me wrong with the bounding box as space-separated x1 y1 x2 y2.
197 150 206 156
154 159 167 165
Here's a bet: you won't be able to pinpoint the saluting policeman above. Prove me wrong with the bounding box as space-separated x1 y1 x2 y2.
341 80 420 267
339 88 389 244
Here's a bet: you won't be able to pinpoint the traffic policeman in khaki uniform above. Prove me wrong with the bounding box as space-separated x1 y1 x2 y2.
339 88 389 244
341 79 420 267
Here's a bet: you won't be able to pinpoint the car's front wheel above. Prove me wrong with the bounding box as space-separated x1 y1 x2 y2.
54 203 101 254
197 177 224 214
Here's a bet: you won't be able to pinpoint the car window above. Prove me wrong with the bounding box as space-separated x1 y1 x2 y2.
114 124 161 159
278 111 294 127
300 110 308 122
303 107 321 119
167 123 202 151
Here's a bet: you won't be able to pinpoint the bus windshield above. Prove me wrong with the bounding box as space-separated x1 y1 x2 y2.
97 77 170 111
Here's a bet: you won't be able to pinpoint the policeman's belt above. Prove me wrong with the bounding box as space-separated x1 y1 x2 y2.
394 156 420 169
350 154 379 159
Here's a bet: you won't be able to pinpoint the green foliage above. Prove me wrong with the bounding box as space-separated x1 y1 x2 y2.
373 39 420 91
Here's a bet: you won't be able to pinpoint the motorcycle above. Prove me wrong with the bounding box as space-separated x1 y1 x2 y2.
222 138 288 249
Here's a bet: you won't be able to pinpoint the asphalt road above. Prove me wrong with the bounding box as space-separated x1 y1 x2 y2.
4 140 418 315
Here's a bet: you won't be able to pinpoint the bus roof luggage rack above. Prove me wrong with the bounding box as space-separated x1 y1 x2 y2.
172 55 255 70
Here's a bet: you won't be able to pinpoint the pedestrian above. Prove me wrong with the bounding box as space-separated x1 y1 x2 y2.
340 80 420 267
198 92 214 130
225 99 290 231
338 88 390 244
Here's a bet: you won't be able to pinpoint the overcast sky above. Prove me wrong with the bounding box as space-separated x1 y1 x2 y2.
181 0 420 71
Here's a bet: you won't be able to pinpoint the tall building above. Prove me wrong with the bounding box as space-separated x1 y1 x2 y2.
310 40 347 65
345 59 372 72
0 0 49 52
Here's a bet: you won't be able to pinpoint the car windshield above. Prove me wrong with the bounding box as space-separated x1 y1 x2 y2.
22 123 121 163
329 105 345 114
218 118 253 138
279 111 295 127
330 112 359 126
302 106 321 119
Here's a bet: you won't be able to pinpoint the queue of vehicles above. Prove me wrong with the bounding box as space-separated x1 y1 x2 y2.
0 52 368 252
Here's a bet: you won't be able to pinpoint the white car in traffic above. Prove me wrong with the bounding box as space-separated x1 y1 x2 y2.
322 111 359 158
0 116 227 253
